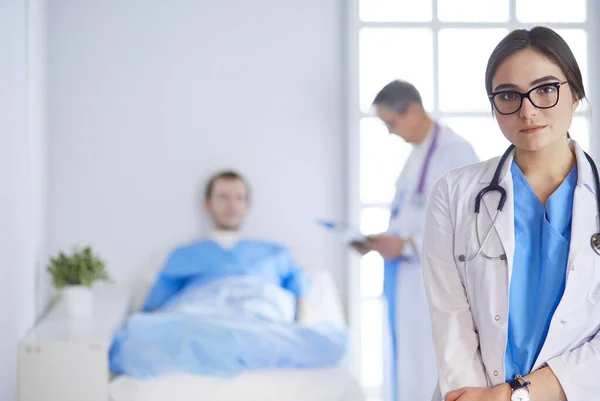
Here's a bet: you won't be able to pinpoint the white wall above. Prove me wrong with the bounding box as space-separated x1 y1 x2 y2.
589 2 600 161
28 0 50 320
0 0 47 399
47 1 347 301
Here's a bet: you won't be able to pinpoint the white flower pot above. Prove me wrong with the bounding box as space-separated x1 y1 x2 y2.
62 285 94 317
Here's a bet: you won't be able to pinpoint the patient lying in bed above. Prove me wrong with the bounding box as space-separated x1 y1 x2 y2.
109 170 347 378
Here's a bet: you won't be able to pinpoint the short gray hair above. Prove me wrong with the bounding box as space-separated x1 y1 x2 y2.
372 80 423 113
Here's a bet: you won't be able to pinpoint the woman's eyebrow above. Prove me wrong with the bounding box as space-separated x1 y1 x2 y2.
492 75 562 92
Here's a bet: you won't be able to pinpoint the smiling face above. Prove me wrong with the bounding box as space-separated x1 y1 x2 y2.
490 47 579 152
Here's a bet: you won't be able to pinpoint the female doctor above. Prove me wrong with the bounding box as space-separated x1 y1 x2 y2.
422 27 600 401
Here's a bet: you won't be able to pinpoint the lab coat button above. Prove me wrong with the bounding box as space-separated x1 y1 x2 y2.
495 315 501 321
493 370 499 376
561 319 567 325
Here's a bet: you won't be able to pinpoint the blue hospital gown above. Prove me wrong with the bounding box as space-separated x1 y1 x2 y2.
505 162 577 380
142 240 310 312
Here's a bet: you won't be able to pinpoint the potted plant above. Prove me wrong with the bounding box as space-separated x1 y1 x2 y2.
46 246 112 317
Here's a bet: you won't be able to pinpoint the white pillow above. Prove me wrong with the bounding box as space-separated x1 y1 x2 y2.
128 250 168 312
300 264 346 328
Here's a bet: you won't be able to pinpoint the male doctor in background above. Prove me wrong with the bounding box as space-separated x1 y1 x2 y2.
352 80 479 401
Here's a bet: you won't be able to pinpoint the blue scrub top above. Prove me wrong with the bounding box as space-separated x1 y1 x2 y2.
142 240 310 312
505 161 578 380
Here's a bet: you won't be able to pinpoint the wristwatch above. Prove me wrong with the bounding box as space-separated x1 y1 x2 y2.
508 375 531 401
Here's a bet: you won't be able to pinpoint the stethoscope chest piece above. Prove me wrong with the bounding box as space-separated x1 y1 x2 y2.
591 233 600 256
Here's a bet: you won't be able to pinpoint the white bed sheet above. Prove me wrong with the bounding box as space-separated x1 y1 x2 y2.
109 366 366 401
115 251 361 401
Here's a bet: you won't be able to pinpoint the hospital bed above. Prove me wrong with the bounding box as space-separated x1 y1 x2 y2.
109 251 366 401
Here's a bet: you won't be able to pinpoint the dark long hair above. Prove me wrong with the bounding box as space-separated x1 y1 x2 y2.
485 26 585 102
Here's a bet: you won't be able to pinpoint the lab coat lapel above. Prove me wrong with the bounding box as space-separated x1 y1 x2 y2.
480 153 516 274
566 186 590 271
481 176 515 272
566 142 598 271
533 141 596 370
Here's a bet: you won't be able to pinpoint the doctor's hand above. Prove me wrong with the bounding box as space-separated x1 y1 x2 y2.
366 234 405 260
444 384 510 401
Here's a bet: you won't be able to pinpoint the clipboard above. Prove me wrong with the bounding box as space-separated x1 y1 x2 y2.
316 219 369 244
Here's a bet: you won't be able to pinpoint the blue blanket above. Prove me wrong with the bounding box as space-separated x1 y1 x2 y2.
109 276 347 378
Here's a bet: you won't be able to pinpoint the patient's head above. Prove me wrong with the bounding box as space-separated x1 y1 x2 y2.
204 170 250 231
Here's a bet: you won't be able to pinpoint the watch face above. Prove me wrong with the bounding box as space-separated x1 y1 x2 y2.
511 388 530 401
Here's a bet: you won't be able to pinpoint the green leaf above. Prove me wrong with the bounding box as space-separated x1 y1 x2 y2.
46 245 113 290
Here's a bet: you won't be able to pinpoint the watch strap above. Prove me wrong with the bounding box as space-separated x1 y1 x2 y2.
508 378 523 391
508 376 531 391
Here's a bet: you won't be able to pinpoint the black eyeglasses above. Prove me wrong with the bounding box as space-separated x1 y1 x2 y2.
489 81 569 115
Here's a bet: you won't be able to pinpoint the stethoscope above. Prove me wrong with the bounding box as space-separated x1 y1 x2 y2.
391 123 441 218
458 143 600 262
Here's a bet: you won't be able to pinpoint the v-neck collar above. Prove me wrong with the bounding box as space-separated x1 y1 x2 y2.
511 161 578 236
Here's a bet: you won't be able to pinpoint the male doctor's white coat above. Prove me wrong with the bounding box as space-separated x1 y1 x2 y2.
383 123 479 401
421 140 600 401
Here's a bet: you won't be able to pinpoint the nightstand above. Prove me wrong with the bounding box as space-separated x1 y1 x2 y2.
18 283 132 401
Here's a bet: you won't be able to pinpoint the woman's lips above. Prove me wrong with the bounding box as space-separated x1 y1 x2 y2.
519 125 546 134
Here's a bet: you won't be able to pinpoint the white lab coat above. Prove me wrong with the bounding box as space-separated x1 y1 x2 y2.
385 123 479 401
422 139 600 401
